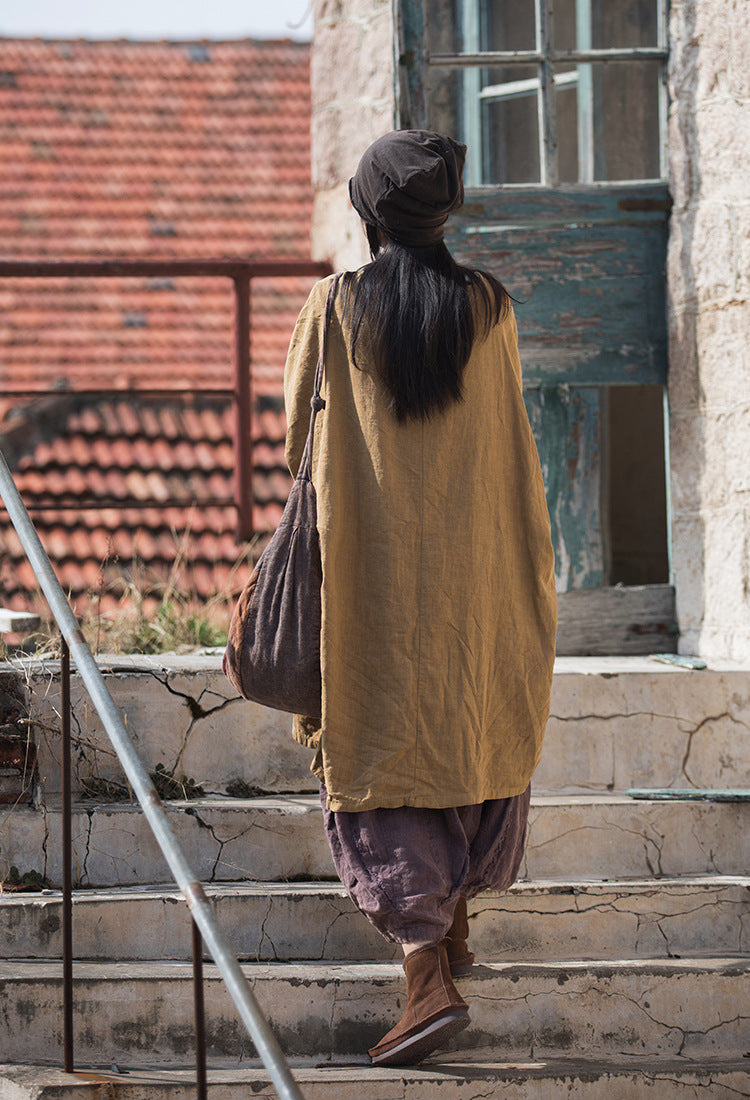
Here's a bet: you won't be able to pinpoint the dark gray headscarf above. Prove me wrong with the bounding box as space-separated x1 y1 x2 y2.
349 129 467 247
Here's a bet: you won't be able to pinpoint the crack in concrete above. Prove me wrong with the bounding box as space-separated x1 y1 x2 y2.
689 818 724 876
654 916 677 958
319 908 350 961
79 808 95 886
739 908 749 954
183 808 225 882
172 694 239 776
329 976 338 1048
40 794 49 881
257 894 277 962
551 706 749 790
679 709 748 786
640 1070 750 1095
179 807 281 881
528 818 666 877
144 671 240 776
498 980 750 1060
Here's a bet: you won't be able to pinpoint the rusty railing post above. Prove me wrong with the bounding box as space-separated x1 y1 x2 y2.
192 917 208 1098
61 636 74 1073
233 270 253 542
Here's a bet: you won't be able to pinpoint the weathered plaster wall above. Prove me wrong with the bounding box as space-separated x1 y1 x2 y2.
668 0 750 659
311 0 397 269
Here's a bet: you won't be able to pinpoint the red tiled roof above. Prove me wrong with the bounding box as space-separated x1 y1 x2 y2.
0 38 316 618
0 37 315 397
1 392 288 614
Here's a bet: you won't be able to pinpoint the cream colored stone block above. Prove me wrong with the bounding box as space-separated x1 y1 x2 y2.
539 665 750 793
690 202 735 302
669 513 706 651
312 17 392 117
667 409 704 515
700 505 750 661
522 795 750 881
735 202 750 297
694 302 750 409
667 209 697 308
33 797 333 887
667 119 696 213
312 185 371 270
699 621 750 664
729 0 750 99
312 96 394 190
692 0 731 101
676 406 750 516
696 99 750 204
667 306 701 410
26 657 313 799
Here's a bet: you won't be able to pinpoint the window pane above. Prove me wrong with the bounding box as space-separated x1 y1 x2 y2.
427 66 463 147
483 0 536 51
554 61 661 181
554 63 579 183
426 0 536 56
481 65 541 183
428 64 541 185
426 0 462 55
554 0 659 51
595 60 660 179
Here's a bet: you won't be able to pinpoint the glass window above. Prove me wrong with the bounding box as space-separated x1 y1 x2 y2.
425 0 667 186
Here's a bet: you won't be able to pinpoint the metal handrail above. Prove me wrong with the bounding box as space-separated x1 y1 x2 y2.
0 444 305 1100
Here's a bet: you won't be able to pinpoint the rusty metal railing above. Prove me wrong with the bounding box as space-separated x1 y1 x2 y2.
0 445 306 1098
0 259 329 540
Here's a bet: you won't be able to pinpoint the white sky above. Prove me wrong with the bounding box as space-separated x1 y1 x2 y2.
0 0 313 41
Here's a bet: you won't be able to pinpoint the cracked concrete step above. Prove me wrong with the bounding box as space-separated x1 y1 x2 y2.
1 1058 749 1099
0 958 748 1065
26 656 750 797
2 793 748 887
1 878 748 963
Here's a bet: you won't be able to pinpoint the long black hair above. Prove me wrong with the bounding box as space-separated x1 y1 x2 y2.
343 224 510 422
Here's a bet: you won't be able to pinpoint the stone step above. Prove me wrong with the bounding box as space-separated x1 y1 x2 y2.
1 877 747 963
1 1058 749 1099
0 957 747 1064
19 655 750 797
3 793 749 888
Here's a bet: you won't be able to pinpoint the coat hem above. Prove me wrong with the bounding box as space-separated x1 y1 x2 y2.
320 775 534 813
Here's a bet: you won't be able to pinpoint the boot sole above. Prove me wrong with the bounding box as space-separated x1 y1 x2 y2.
449 961 474 978
369 1009 470 1067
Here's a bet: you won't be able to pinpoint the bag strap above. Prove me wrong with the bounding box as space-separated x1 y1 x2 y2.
297 273 342 482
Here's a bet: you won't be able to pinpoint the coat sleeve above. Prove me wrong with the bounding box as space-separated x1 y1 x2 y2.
283 277 332 477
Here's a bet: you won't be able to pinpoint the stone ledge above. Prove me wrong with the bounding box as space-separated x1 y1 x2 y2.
0 1058 749 1099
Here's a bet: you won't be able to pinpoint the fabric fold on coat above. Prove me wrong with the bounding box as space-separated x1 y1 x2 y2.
284 274 557 812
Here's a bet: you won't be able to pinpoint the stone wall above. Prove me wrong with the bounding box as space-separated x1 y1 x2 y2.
311 0 397 269
668 0 750 660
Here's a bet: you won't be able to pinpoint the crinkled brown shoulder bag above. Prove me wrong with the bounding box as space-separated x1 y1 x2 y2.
223 275 340 717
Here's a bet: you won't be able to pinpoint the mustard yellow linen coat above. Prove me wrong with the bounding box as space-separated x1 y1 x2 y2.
284 274 557 812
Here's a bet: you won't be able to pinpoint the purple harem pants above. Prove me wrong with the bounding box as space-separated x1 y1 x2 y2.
320 784 531 943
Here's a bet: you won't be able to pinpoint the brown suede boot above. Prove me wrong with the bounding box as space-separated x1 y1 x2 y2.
368 941 470 1066
444 895 475 977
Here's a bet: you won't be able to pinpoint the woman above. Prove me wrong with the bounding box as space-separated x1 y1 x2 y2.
283 130 557 1066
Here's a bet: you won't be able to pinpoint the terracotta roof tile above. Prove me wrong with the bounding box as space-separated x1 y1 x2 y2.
1 380 290 616
0 36 315 620
0 37 317 395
